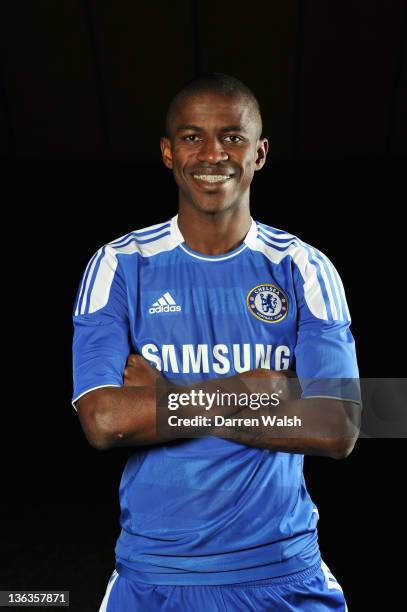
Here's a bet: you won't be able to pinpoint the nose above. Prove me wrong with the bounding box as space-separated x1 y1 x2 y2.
196 138 229 164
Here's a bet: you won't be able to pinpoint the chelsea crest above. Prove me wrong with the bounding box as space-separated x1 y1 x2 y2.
246 283 288 323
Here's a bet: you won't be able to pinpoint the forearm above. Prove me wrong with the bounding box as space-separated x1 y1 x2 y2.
213 398 360 459
92 373 253 449
89 365 360 456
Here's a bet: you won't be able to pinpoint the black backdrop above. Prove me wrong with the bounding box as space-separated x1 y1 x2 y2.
2 158 405 610
1 0 406 610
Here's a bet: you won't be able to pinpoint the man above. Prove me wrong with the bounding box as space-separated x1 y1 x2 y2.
72 73 360 611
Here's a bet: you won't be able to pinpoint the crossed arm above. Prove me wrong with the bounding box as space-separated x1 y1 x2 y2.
76 355 360 459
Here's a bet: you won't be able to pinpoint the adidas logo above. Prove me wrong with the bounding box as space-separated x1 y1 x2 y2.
149 292 182 314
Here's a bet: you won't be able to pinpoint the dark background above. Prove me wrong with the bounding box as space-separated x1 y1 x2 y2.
1 1 406 610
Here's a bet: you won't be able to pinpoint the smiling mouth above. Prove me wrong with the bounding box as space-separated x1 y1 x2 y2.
192 174 233 183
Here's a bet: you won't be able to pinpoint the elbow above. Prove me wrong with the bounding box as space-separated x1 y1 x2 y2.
83 420 113 452
92 404 119 450
327 436 358 460
77 391 116 451
87 431 112 452
325 401 361 459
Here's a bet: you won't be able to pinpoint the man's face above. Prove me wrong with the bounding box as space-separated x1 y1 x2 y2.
160 92 268 215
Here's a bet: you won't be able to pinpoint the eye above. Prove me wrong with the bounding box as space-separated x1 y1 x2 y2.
224 135 242 143
183 134 201 142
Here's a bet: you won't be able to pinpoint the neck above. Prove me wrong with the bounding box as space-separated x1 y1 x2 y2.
177 202 252 256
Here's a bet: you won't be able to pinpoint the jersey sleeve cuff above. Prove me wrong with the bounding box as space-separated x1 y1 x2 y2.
301 395 362 407
72 384 121 412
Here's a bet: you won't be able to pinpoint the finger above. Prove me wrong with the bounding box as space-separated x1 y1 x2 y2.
127 354 140 365
124 364 138 375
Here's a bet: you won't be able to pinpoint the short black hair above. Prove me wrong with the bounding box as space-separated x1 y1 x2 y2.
165 72 263 140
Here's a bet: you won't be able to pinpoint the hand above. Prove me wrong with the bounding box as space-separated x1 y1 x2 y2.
123 354 164 387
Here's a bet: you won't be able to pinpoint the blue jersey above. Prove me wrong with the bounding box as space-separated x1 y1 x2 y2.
72 215 359 585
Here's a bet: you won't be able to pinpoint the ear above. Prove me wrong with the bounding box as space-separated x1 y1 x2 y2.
254 138 269 171
160 137 173 169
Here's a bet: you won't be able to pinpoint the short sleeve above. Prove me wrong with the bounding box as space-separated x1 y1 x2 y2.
72 245 131 411
292 244 360 403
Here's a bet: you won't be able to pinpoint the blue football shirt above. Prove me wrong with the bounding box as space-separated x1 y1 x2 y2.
72 215 359 585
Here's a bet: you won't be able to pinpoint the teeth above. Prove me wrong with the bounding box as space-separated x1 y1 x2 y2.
193 174 231 182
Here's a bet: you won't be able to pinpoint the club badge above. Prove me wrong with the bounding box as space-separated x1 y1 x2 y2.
246 283 288 323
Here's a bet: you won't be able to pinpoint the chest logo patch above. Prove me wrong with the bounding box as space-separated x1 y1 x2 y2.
246 283 288 323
